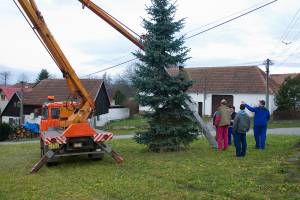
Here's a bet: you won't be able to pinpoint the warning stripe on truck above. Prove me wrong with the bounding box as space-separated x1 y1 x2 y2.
45 135 66 145
94 132 113 142
44 132 113 145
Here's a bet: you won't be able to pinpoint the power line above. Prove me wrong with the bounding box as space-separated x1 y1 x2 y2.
14 0 280 76
280 7 300 42
277 44 300 67
81 58 138 78
82 0 279 76
92 1 275 74
95 5 141 39
186 0 279 40
185 0 271 35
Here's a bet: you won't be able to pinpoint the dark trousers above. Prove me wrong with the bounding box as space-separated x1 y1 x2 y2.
228 127 233 145
234 133 247 157
254 126 267 149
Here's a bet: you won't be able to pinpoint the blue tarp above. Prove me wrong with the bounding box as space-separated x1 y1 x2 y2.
23 122 39 134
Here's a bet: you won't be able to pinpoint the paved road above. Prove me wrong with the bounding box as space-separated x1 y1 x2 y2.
0 127 299 145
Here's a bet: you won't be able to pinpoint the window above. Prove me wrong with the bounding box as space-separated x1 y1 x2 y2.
51 108 60 119
0 94 5 100
42 108 48 119
9 118 14 125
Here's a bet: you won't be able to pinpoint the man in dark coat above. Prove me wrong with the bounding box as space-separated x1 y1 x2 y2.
228 106 236 146
233 104 250 157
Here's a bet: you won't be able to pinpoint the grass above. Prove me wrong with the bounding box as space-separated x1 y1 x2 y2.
0 135 299 200
268 119 300 129
104 115 148 135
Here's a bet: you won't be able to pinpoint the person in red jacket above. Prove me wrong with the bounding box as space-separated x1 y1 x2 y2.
214 99 231 151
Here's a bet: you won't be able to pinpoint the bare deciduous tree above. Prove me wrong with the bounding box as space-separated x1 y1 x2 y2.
18 73 29 84
0 71 11 86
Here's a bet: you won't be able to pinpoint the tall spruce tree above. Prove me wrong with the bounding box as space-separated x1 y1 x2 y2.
132 0 199 152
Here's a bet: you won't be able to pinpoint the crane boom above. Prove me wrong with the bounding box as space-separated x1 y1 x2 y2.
18 0 94 124
79 0 144 50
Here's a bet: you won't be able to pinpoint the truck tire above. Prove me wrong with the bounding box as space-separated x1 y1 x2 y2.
88 153 104 161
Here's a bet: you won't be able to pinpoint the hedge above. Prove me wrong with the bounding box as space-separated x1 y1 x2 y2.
0 123 13 141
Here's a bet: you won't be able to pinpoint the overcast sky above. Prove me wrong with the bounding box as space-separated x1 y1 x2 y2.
0 0 300 84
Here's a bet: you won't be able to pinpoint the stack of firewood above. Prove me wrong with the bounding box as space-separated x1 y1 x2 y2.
9 127 39 140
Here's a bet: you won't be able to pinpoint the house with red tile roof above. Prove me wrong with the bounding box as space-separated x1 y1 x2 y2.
1 79 111 126
140 66 280 116
270 73 300 85
0 86 22 115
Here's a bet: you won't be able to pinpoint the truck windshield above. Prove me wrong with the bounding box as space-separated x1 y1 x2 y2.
51 108 60 119
42 108 48 119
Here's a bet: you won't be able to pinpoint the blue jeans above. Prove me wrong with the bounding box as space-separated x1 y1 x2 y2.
254 126 267 149
228 127 233 145
234 133 247 156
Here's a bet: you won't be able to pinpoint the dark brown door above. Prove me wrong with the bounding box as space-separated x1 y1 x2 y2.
211 95 233 116
198 102 203 117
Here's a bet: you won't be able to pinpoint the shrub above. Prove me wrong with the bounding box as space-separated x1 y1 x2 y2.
114 90 127 105
0 123 13 141
275 76 300 111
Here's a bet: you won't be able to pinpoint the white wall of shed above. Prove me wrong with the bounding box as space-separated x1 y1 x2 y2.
95 107 130 127
0 100 8 114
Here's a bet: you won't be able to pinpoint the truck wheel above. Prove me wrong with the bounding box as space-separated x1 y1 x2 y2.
88 153 104 161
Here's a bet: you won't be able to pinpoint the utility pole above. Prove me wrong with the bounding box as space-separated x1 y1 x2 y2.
263 59 273 110
19 81 24 126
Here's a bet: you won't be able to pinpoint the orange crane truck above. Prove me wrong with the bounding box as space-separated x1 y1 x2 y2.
15 0 123 173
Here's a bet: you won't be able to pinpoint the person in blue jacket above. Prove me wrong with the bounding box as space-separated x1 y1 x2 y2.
242 100 270 149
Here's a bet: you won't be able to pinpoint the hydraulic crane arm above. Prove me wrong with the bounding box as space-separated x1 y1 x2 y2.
79 0 144 50
17 0 95 124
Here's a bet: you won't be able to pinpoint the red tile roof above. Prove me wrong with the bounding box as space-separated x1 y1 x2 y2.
270 73 300 85
168 66 279 94
0 86 21 100
23 79 103 105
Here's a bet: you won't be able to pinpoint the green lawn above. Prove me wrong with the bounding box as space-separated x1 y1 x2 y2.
0 135 299 200
268 120 300 129
104 115 148 135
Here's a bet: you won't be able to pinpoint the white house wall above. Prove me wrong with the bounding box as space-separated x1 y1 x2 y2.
189 93 276 116
2 116 19 124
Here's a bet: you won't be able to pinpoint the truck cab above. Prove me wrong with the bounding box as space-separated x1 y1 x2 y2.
40 98 77 131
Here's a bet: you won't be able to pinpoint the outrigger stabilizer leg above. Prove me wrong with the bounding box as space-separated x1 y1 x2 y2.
98 143 124 164
30 150 55 174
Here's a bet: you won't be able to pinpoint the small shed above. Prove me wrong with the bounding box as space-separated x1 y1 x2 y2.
1 79 110 124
